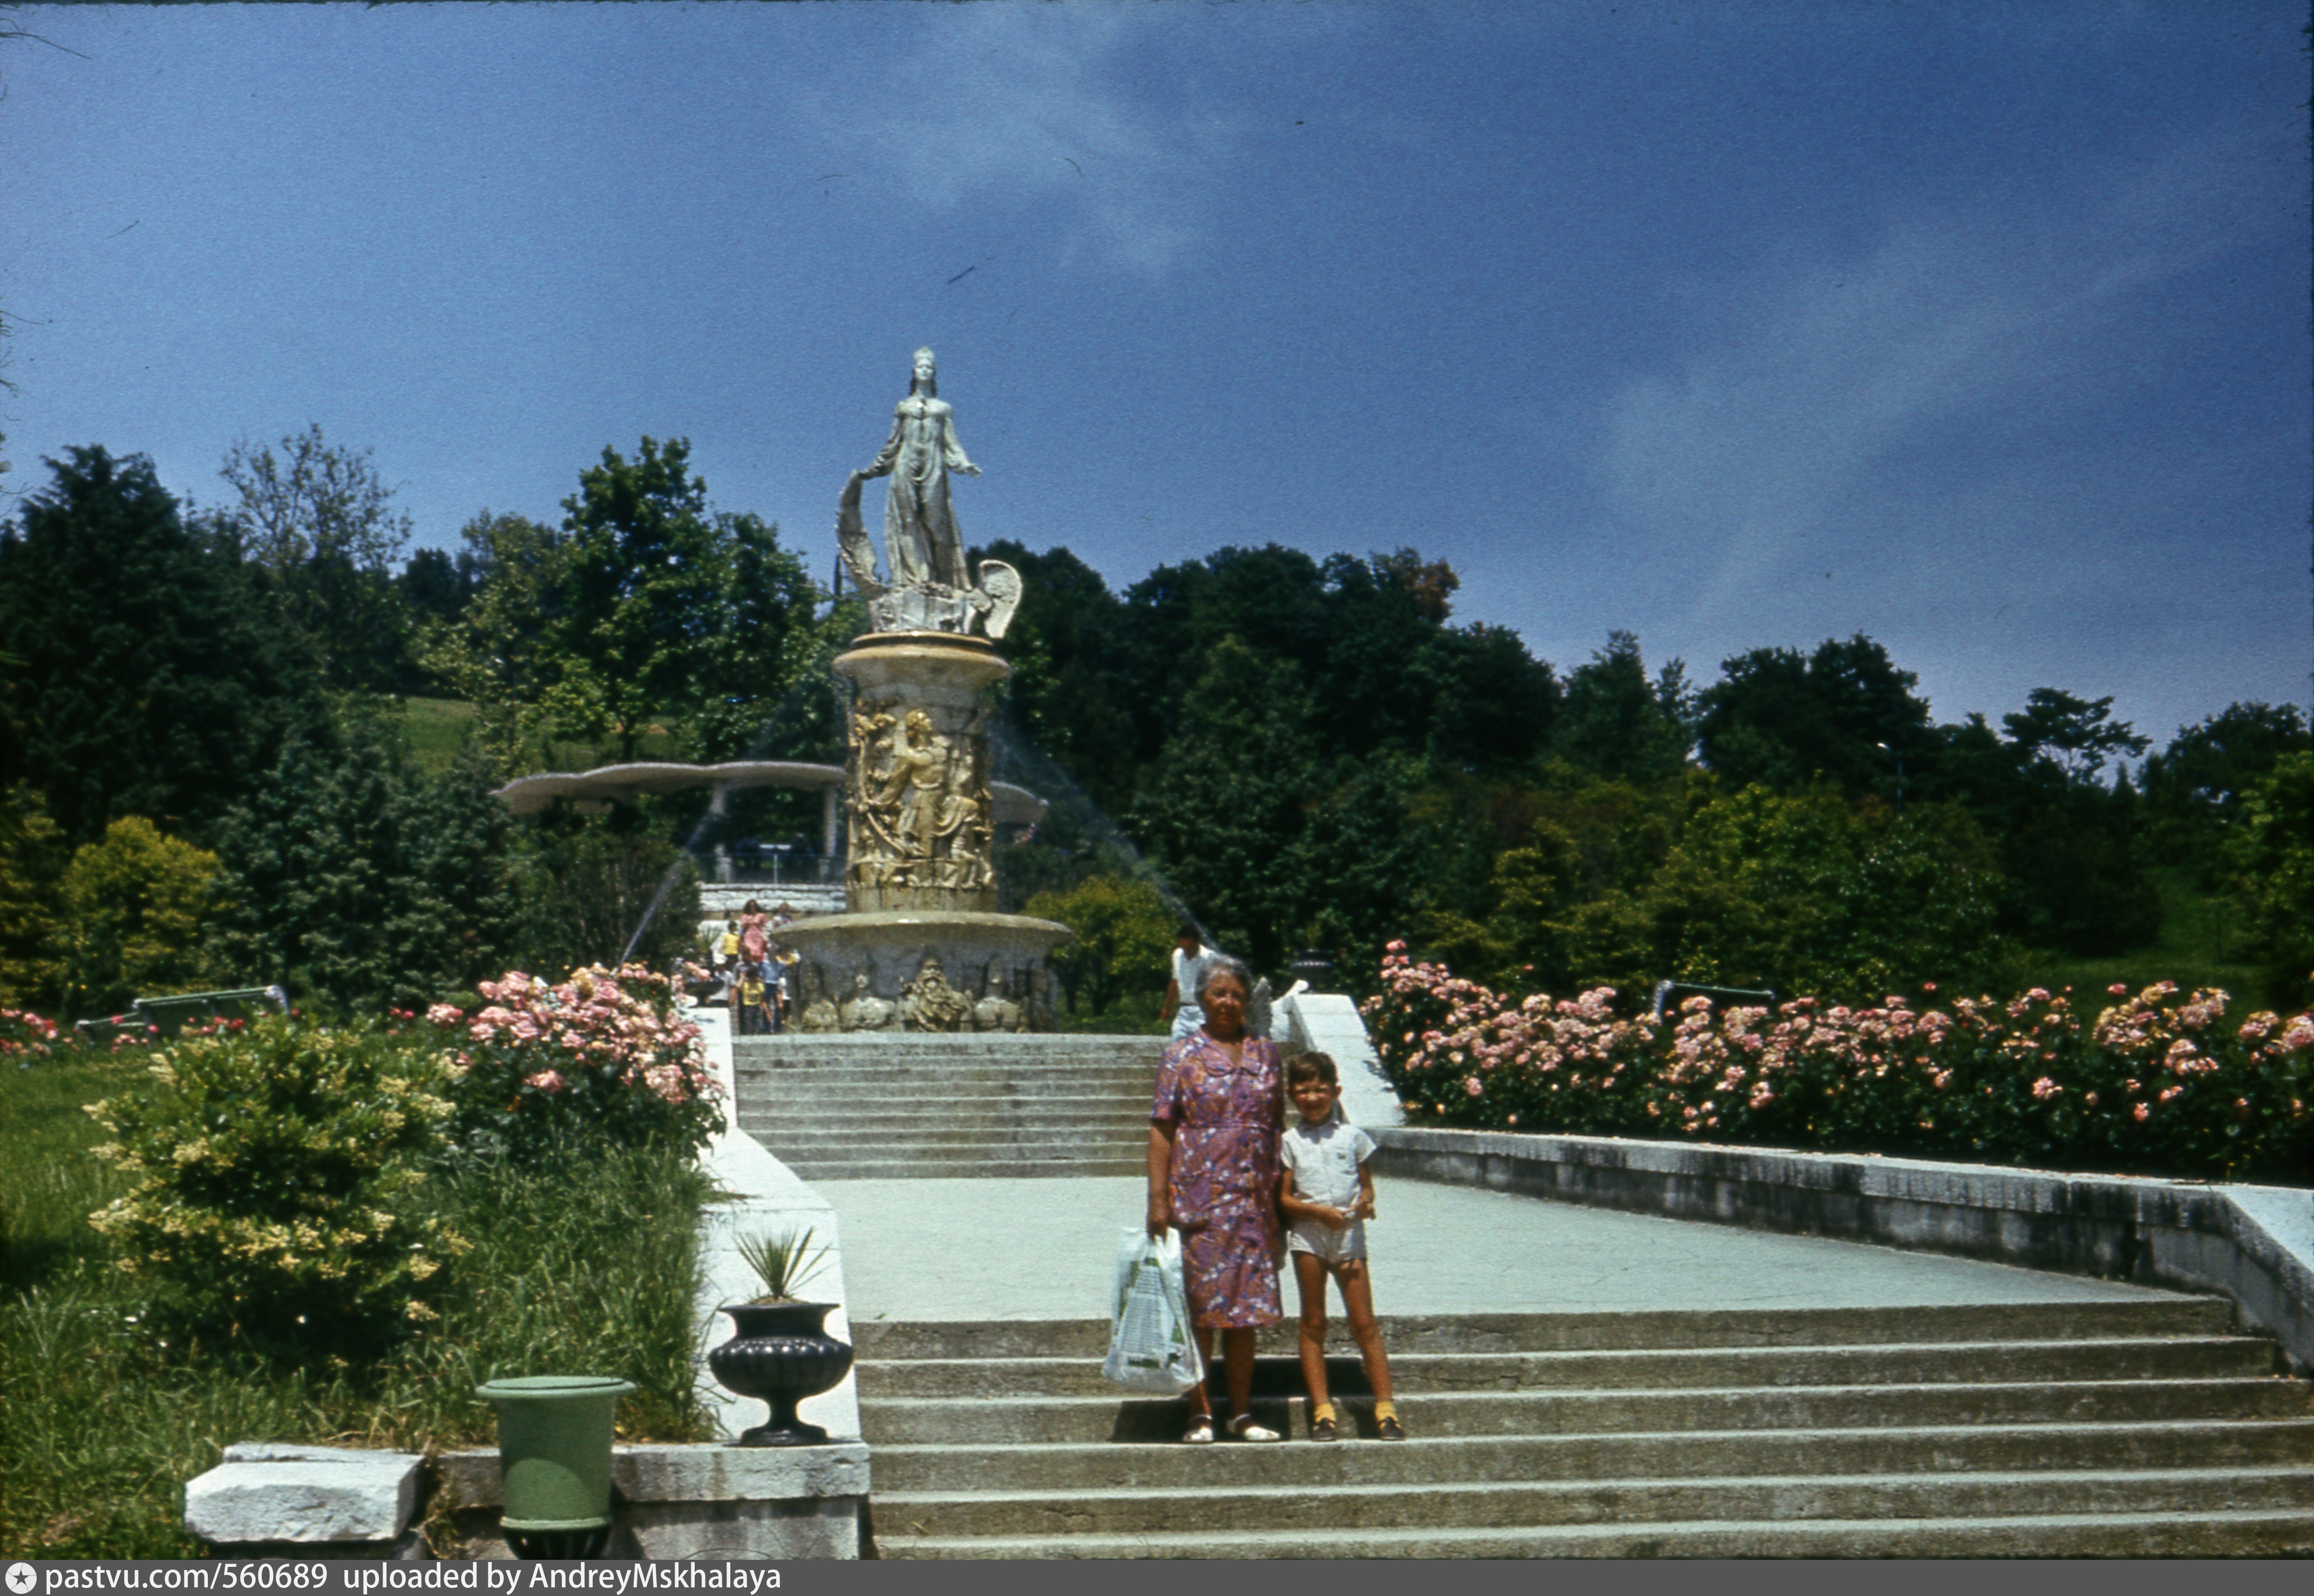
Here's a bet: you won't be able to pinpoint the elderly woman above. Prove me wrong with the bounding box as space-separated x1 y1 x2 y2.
1146 955 1285 1443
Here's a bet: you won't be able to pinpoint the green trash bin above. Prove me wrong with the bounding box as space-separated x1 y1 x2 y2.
476 1375 635 1558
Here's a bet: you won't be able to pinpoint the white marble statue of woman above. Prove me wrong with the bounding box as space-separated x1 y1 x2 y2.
853 348 978 591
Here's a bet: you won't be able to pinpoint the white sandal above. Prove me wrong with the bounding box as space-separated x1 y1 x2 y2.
1225 1414 1281 1443
1182 1415 1216 1445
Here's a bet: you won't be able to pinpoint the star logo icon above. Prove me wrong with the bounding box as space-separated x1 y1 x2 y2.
6 1563 39 1595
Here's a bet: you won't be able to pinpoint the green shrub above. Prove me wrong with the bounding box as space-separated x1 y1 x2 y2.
1028 874 1177 1017
61 817 221 1018
0 784 69 1011
2 1060 710 1558
84 1018 464 1359
428 964 718 1165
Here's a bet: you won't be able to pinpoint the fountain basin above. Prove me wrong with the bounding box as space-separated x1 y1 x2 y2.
781 909 1070 1032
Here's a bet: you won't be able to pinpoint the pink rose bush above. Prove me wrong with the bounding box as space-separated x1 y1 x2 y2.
426 963 718 1163
1365 943 2312 1182
1 1006 59 1060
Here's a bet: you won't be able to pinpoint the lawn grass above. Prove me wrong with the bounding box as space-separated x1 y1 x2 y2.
1 1051 715 1559
392 695 685 777
395 695 479 773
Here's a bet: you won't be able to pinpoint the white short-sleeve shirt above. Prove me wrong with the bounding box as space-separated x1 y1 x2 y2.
1172 944 1217 1008
1280 1114 1376 1210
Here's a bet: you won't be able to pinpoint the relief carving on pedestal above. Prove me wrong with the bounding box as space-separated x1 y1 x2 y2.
899 956 974 1033
972 967 1026 1034
846 701 996 896
797 967 842 1034
838 972 899 1032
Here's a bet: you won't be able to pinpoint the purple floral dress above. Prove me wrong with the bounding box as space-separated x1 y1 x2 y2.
1152 1031 1283 1329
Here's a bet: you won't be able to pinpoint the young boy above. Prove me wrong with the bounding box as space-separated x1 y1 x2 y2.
1277 1051 1404 1441
715 920 742 1000
737 967 767 1036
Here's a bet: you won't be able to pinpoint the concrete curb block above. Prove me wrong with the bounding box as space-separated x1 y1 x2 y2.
436 1442 871 1560
1373 1126 2314 1372
184 1444 424 1552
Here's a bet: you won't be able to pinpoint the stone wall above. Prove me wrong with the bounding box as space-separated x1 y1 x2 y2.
1374 1125 2314 1374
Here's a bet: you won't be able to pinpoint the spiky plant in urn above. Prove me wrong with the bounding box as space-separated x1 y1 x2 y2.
708 1226 853 1446
781 348 1071 1027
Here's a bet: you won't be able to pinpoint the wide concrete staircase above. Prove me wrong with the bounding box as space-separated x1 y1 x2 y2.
733 1034 1161 1180
857 1299 2314 1557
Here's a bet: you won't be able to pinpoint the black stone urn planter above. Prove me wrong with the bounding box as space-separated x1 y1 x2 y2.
1285 948 1337 994
708 1302 853 1446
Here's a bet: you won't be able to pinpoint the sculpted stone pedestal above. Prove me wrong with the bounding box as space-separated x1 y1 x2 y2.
778 630 1069 1031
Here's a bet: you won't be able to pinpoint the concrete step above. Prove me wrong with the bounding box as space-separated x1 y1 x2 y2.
873 1506 2314 1558
742 1077 1155 1101
857 1378 2311 1446
749 1119 1148 1143
865 1418 2314 1492
735 1036 1162 1063
847 1300 2238 1361
853 1336 2284 1398
756 1142 1146 1165
743 1088 1155 1108
736 1056 1158 1076
739 1104 1150 1127
778 1157 1151 1181
740 1105 1138 1133
871 1464 2314 1538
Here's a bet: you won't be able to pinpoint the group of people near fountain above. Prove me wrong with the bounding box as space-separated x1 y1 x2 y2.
714 900 799 1035
1148 950 1405 1445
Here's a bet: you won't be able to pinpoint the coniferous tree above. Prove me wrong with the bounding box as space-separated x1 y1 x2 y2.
0 783 67 1010
0 447 321 844
210 724 519 1014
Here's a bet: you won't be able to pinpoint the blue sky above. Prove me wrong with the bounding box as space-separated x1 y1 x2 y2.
6 2 2308 749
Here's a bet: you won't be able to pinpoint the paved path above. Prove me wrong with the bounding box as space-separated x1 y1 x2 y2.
817 1174 2178 1325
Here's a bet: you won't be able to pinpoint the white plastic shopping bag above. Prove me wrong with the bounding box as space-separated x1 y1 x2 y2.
1102 1226 1205 1395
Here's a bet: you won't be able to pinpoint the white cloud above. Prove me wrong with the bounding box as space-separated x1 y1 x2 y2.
1591 132 2297 629
815 8 1232 275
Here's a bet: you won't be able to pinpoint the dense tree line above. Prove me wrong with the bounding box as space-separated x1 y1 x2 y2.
981 540 2311 1010
1 430 2304 1022
0 436 832 1019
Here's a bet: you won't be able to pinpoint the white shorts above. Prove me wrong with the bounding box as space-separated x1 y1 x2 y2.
1288 1218 1368 1265
1169 1005 1205 1041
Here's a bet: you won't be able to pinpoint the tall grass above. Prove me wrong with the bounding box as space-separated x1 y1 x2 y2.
2 1053 714 1559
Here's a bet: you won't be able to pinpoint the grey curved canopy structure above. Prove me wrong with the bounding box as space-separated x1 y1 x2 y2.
492 760 1048 859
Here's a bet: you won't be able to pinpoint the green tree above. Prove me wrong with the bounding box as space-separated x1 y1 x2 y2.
1026 875 1176 1018
218 424 415 692
510 810 701 975
1634 787 2007 1002
419 442 822 771
60 817 221 1017
209 725 518 1015
1128 637 1321 970
2140 701 2311 872
0 447 322 844
2000 687 2149 784
1696 634 1935 802
1554 630 1693 783
2223 750 2314 1010
397 545 481 629
0 782 66 1009
975 541 1146 815
415 511 571 772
